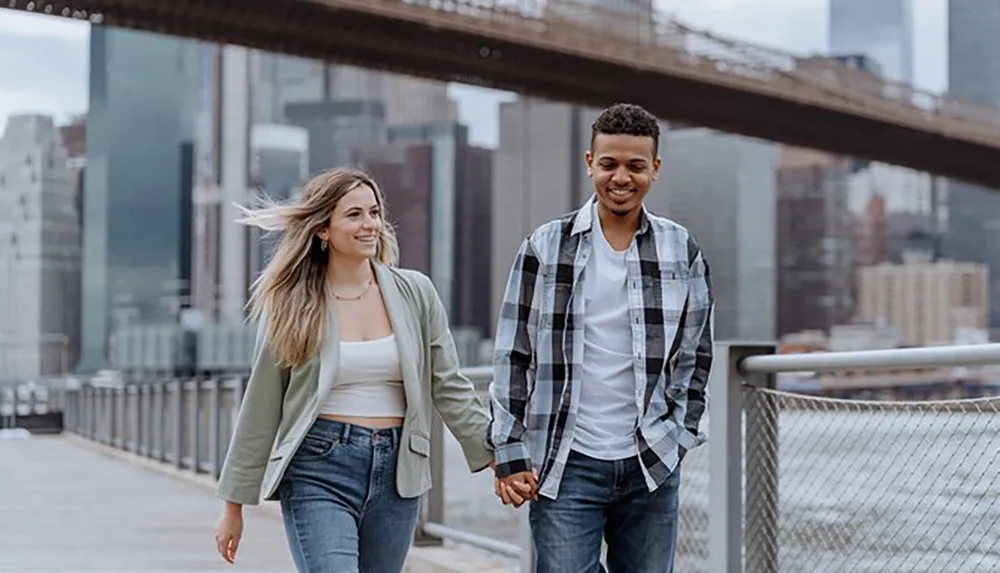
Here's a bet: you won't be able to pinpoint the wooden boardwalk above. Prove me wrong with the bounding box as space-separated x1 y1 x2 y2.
0 434 294 572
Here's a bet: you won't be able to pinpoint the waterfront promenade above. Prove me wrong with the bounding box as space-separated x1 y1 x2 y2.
0 433 519 572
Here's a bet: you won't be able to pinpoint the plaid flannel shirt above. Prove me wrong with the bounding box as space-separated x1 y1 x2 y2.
489 196 714 499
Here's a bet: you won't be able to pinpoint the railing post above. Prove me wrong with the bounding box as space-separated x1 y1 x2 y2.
157 382 167 462
89 387 97 440
741 351 779 573
173 381 184 469
210 379 222 480
707 342 776 573
192 380 202 474
141 384 151 457
127 385 137 452
114 387 124 449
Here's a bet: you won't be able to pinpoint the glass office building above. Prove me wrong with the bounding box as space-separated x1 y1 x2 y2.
78 27 200 373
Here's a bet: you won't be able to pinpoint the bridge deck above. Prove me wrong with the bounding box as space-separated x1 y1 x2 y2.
1 434 295 571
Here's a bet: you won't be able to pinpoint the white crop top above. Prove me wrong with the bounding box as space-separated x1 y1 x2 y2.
317 334 407 418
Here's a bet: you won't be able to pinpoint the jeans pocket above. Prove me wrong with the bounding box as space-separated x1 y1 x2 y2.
292 434 338 462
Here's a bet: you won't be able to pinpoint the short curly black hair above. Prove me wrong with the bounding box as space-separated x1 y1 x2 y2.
591 103 660 154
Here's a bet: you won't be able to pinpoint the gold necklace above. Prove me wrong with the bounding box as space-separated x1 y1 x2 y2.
331 278 374 301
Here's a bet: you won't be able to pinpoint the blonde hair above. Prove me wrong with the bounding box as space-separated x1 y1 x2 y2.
236 168 399 367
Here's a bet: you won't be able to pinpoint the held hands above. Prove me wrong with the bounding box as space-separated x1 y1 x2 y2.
491 463 539 508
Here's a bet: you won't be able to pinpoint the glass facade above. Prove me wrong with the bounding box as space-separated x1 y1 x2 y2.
78 27 199 373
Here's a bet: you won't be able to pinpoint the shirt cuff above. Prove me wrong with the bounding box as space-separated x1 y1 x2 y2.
493 441 532 478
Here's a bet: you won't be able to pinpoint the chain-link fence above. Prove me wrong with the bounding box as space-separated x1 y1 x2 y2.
744 388 1000 573
675 438 711 572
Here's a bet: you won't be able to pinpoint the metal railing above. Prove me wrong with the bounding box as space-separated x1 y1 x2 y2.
12 343 1000 572
0 383 65 430
709 343 1000 573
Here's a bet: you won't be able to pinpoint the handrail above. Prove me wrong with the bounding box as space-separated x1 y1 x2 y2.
740 343 1000 374
421 522 522 558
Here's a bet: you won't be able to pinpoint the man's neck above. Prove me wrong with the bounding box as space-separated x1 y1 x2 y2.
596 202 642 237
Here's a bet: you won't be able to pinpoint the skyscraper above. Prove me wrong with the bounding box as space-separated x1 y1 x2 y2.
357 122 493 333
0 115 81 377
489 100 598 330
774 148 854 337
946 0 1000 327
190 45 257 326
829 0 914 84
657 129 779 341
78 27 199 373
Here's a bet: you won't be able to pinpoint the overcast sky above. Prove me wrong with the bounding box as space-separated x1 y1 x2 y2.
0 0 948 147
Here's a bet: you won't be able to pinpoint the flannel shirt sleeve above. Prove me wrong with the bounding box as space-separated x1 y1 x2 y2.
674 233 714 451
488 236 541 478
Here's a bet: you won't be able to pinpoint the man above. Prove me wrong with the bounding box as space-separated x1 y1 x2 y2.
489 103 714 572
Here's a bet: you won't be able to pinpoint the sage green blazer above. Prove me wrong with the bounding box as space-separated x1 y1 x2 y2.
216 264 494 506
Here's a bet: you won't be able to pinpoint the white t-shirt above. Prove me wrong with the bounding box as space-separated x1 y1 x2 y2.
571 206 640 460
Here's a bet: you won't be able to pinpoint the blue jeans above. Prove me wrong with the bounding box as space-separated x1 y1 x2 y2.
277 419 420 573
529 449 681 573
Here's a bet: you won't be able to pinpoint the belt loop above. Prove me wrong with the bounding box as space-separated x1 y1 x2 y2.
340 421 351 443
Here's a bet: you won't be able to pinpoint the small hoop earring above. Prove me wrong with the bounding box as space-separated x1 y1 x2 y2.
320 240 327 252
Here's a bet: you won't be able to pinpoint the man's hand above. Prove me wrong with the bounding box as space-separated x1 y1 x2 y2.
494 470 539 508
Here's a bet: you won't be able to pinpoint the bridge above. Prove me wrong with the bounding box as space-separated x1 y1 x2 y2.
5 0 1000 187
4 343 1000 572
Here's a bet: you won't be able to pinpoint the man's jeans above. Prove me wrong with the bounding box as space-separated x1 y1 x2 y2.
277 419 420 573
529 449 681 573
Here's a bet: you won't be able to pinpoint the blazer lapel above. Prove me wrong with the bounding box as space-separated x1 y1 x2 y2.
375 264 421 404
313 299 340 395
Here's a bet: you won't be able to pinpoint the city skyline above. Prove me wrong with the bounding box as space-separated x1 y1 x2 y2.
0 0 947 148
0 0 989 378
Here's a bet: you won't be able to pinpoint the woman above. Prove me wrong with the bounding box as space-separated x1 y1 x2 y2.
213 168 495 572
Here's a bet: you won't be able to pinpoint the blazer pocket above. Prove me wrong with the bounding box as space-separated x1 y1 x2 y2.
268 440 294 462
409 433 431 458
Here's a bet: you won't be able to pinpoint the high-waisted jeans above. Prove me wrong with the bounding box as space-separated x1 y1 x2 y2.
277 418 420 573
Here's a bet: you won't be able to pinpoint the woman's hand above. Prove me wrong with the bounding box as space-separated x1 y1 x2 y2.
214 502 244 564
